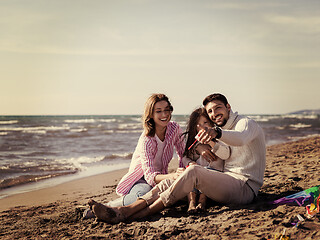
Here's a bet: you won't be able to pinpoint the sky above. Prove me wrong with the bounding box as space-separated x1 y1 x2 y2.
1 0 319 115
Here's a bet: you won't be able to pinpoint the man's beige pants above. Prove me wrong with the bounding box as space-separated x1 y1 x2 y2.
141 165 255 207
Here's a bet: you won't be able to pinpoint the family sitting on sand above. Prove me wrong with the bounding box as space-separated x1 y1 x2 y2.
84 93 266 224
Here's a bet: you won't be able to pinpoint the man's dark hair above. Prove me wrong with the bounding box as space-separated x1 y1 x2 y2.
203 93 229 107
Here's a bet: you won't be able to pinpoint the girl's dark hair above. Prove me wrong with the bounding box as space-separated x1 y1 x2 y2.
183 107 211 158
143 93 173 137
203 93 228 107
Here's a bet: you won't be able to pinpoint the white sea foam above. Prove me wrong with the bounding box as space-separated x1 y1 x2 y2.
57 155 106 172
71 156 102 164
177 121 187 128
0 132 8 136
55 154 133 172
256 118 271 122
103 130 114 133
109 152 132 159
282 114 318 119
0 126 70 134
130 117 142 122
64 118 117 124
248 115 280 122
64 119 96 123
0 120 18 125
289 123 312 129
118 123 141 130
99 119 117 123
70 128 87 133
28 130 47 134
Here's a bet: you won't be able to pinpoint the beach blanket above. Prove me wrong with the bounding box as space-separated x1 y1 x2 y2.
272 185 320 207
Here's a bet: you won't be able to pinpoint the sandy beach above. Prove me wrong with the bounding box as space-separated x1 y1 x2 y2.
0 136 319 239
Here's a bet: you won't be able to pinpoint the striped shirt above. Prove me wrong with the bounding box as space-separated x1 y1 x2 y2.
116 121 185 196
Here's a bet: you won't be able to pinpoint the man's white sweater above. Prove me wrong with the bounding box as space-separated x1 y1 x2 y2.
221 110 266 196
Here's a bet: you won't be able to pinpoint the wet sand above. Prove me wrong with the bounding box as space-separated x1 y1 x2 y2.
0 136 319 239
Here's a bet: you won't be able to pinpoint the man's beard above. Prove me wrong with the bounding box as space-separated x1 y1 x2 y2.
216 118 227 127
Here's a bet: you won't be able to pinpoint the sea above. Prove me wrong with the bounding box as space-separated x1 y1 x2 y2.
0 113 319 199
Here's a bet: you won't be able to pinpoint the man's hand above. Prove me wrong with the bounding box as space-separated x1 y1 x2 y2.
176 167 185 174
195 144 217 162
196 125 218 144
188 161 198 166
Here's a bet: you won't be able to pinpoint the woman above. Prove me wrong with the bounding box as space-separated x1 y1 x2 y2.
83 93 185 221
114 93 185 206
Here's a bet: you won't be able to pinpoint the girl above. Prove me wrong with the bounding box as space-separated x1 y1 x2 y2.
182 107 230 213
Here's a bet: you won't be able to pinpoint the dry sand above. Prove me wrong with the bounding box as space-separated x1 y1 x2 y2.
0 136 319 239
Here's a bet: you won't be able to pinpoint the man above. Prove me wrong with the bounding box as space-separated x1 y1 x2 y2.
88 93 266 224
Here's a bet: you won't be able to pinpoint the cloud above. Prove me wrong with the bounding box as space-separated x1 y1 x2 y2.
265 15 320 34
206 2 284 10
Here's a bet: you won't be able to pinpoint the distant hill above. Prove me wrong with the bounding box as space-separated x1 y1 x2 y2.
288 109 320 115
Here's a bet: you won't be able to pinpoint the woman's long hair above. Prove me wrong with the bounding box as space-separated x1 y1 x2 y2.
183 107 211 157
142 93 173 137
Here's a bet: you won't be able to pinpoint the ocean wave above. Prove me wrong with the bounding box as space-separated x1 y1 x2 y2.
129 117 142 122
289 123 312 129
0 132 8 136
64 118 117 124
1 156 106 179
0 164 67 176
21 151 56 157
288 133 320 141
103 130 114 134
59 156 101 166
99 119 117 123
70 128 88 133
0 120 18 125
248 115 280 122
118 123 142 130
0 126 70 134
55 155 114 172
282 114 318 119
249 114 319 122
0 153 132 192
176 121 187 128
0 171 77 189
64 119 96 123
116 130 142 134
102 152 133 160
103 129 142 134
